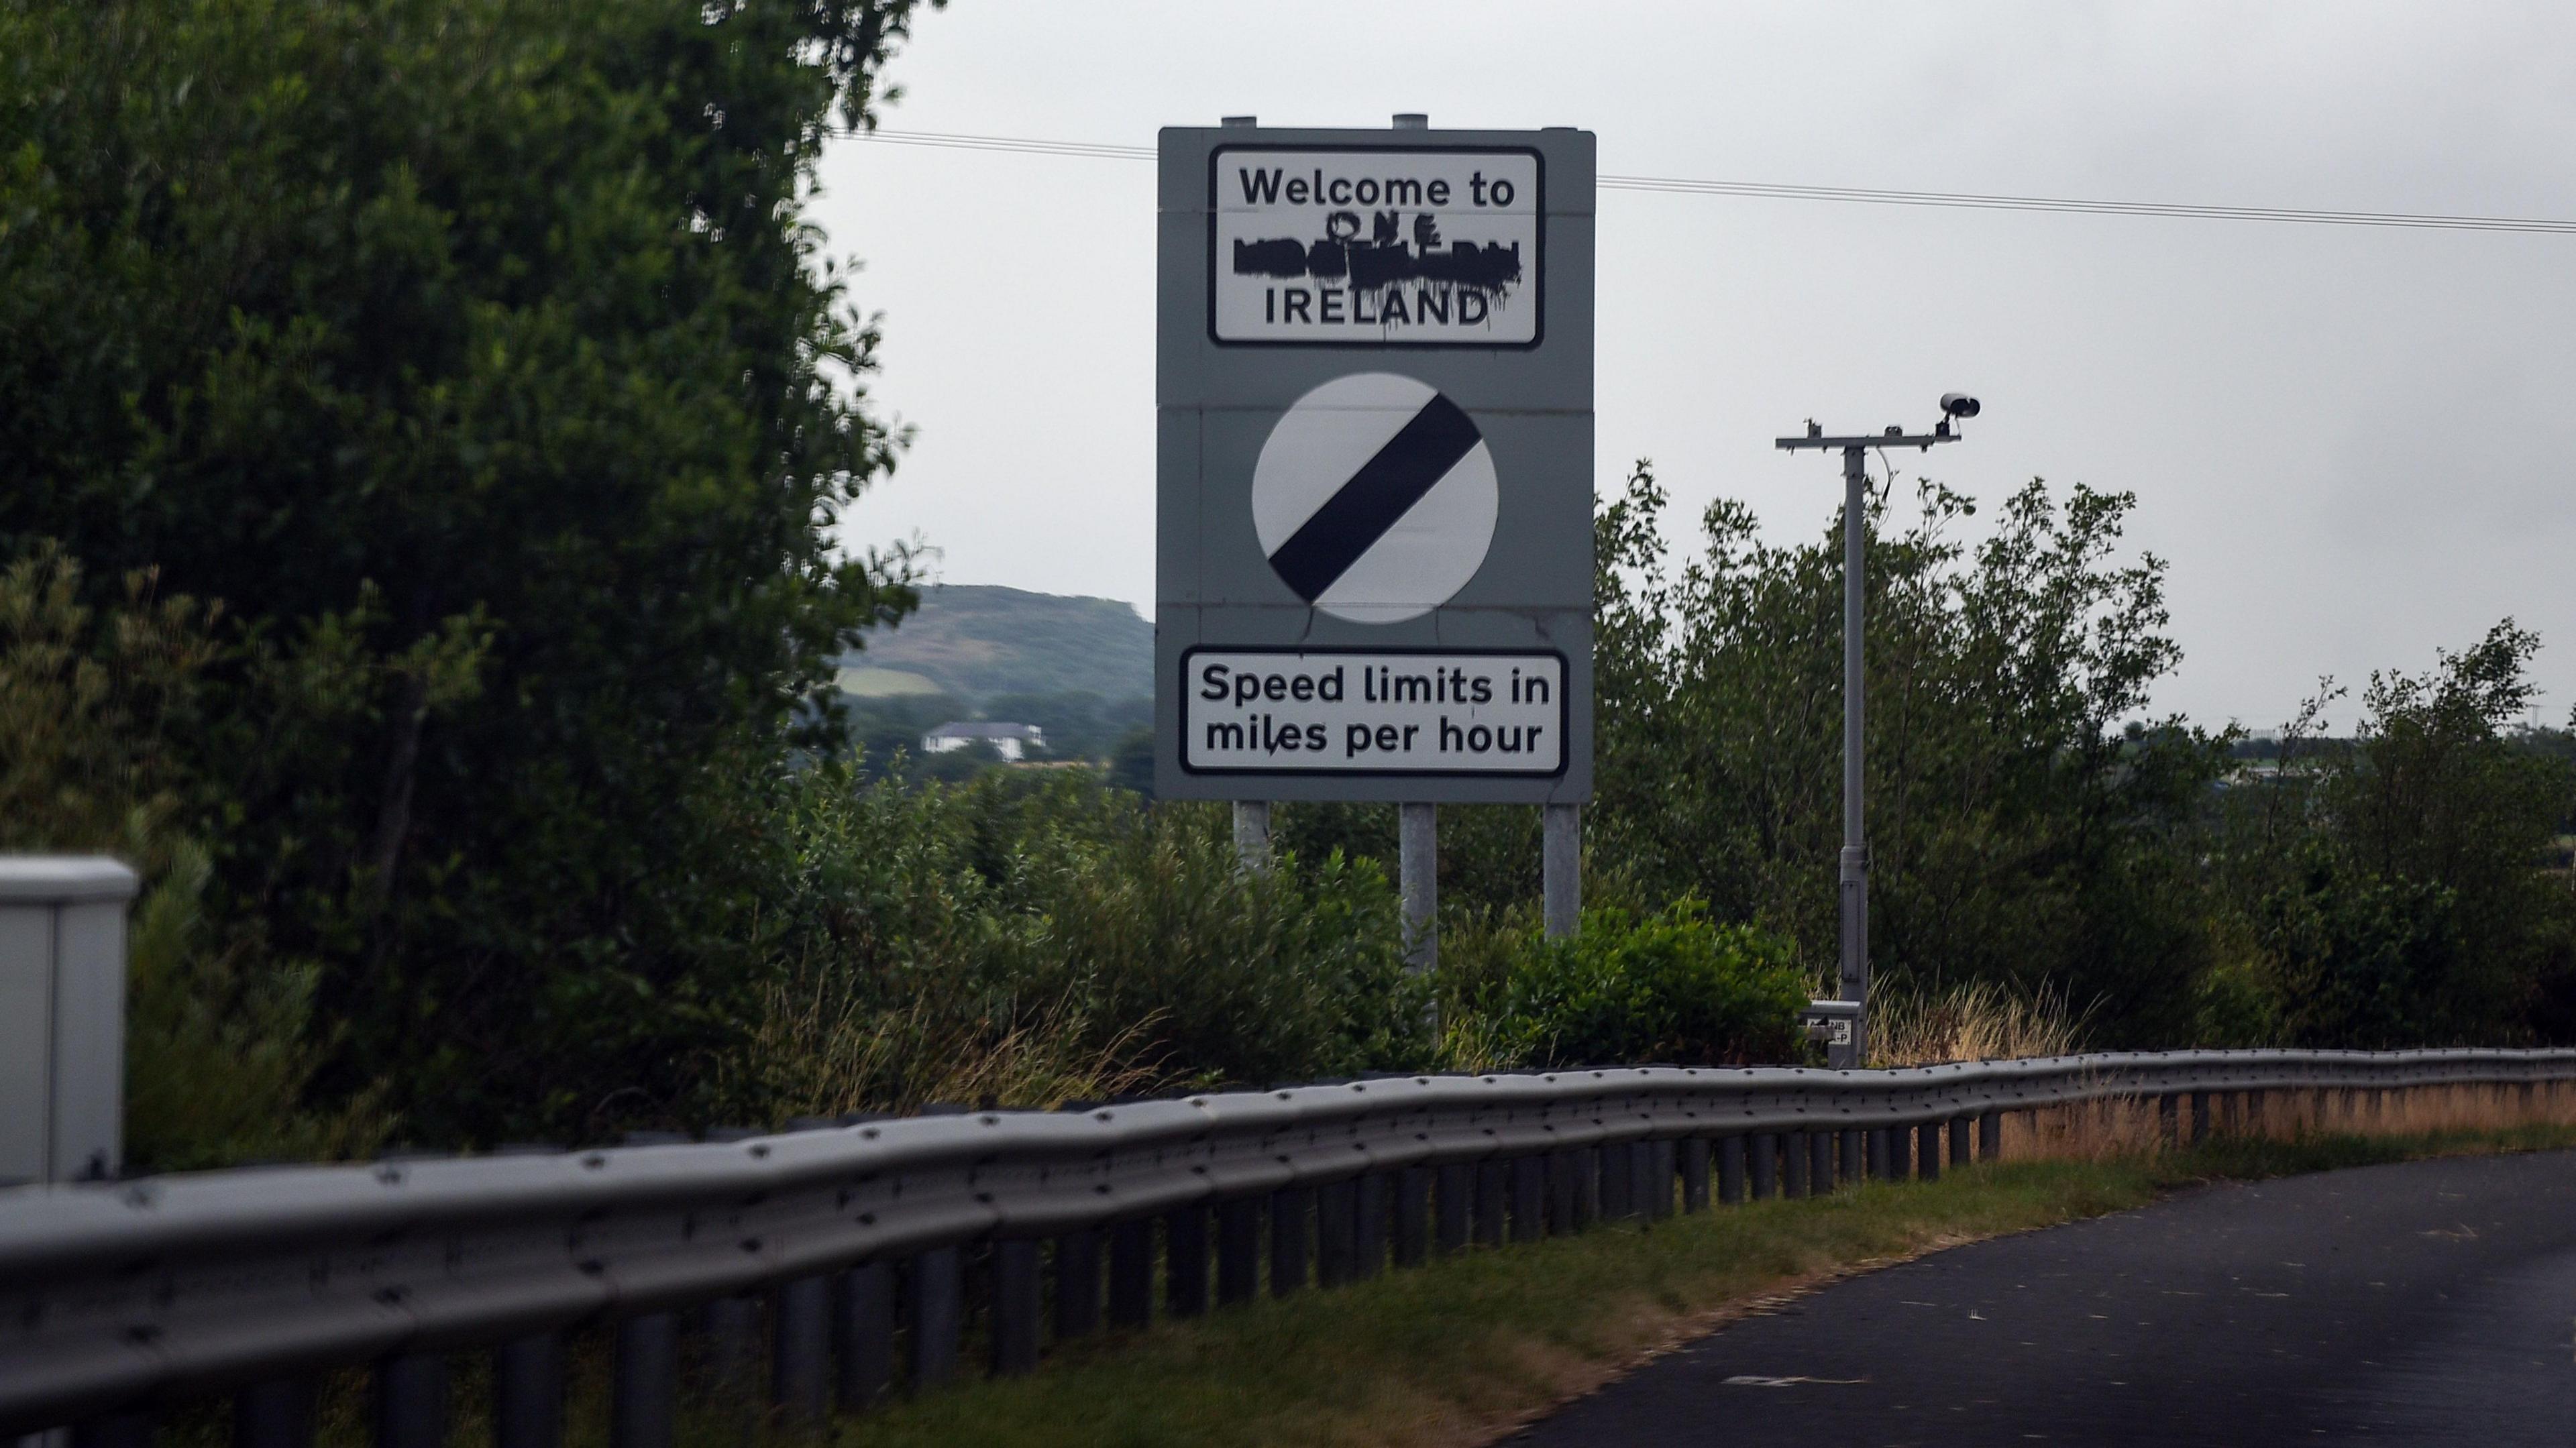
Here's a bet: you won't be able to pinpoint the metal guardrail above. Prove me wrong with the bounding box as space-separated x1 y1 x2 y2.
6 1048 2575 1445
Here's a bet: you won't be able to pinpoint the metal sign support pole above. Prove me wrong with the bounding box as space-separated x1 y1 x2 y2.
1835 444 1870 1070
1399 803 1438 975
1542 803 1580 938
1232 800 1272 874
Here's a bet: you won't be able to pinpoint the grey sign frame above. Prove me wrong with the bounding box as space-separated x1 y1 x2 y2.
1155 123 1596 805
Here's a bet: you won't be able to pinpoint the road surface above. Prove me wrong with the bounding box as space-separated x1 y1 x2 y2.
1509 1150 2576 1446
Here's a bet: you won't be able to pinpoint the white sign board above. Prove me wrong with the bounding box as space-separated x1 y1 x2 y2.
1252 372 1498 624
1181 650 1565 776
1212 147 1542 346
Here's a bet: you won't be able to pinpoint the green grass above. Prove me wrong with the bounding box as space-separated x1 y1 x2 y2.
825 1126 2576 1448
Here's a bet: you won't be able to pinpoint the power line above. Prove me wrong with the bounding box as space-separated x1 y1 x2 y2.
842 127 2576 237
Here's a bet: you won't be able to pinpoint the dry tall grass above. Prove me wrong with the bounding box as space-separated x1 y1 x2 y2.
1986 1078 2576 1164
713 973 1168 1117
1868 978 2092 1068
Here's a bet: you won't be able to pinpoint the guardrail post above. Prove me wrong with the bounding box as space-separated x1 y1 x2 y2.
1544 1148 1577 1230
492 1336 561 1448
2190 1091 2212 1145
1650 1139 1677 1217
1394 1168 1432 1266
1601 1144 1635 1219
1273 1185 1314 1293
1679 1137 1711 1211
1717 1135 1746 1205
2157 1093 2180 1146
990 1241 1042 1376
1866 1127 1891 1181
703 1295 759 1403
1108 1219 1153 1326
1434 1163 1472 1252
1977 1110 2002 1161
1352 1171 1388 1278
1839 1129 1864 1184
1218 1197 1263 1301
1810 1129 1837 1191
774 1274 832 1419
1510 1155 1546 1241
609 1315 676 1448
373 1355 445 1448
1167 1204 1211 1316
1748 1133 1778 1200
236 1378 315 1448
1780 1131 1809 1199
1474 1159 1509 1245
70 1413 151 1448
1915 1123 1941 1182
1055 1229 1102 1338
910 1246 964 1386
837 1262 896 1409
1316 1180 1359 1286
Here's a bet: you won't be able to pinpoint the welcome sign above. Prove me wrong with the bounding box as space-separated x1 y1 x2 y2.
1155 122 1595 805
1210 148 1542 345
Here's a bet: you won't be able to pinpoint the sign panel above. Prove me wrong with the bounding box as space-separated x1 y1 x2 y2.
1212 148 1542 346
1157 123 1595 805
1181 649 1566 776
1252 372 1497 624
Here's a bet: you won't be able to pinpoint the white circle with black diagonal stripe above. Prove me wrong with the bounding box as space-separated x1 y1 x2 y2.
1251 372 1498 625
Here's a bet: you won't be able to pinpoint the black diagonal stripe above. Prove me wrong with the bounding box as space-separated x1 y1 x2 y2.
1267 394 1482 603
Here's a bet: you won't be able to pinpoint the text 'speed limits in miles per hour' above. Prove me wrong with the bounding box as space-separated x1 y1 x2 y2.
1180 650 1565 777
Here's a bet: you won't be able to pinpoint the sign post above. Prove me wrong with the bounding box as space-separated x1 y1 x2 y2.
1157 116 1595 970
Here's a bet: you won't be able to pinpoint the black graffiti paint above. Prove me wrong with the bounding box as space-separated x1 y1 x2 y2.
1267 393 1482 604
1232 209 1521 300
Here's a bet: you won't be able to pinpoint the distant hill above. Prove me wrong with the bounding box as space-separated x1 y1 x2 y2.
843 584 1150 703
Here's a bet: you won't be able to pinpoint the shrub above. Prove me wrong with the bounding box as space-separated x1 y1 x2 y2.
697 767 1428 1125
1487 901 1807 1068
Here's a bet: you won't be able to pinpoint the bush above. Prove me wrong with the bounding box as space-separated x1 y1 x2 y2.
697 767 1429 1126
1483 901 1807 1068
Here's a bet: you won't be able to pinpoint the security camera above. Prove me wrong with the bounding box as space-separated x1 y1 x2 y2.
1939 392 1982 419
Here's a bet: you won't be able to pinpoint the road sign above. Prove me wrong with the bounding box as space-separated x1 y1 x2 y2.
1157 122 1594 805
1252 372 1498 624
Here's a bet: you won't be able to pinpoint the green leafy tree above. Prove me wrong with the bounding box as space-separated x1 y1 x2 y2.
0 0 934 1138
1588 461 2233 1043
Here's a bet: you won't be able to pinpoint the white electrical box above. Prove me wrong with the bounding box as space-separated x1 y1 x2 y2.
0 856 138 1184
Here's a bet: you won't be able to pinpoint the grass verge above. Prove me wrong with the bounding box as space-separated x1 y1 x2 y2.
828 1125 2576 1448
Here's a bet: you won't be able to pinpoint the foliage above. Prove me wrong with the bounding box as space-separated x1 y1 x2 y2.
1587 461 2234 1044
698 768 1428 1125
0 547 382 1168
1465 901 1807 1068
0 0 934 1141
2215 624 2576 1046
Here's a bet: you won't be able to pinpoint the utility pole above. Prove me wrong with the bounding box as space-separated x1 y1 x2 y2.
1777 396 1978 1068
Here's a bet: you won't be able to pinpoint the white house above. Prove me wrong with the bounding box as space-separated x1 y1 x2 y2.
920 721 1045 763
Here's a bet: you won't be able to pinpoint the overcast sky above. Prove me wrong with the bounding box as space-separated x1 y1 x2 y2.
808 1 2576 730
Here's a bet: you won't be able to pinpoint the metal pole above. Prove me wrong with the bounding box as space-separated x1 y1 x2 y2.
1835 443 1870 1069
1232 800 1271 873
1400 802 1437 974
1542 803 1580 938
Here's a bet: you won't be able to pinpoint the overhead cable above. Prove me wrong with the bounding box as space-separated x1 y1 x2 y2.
841 127 2576 236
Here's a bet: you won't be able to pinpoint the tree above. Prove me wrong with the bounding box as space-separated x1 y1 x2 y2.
0 0 936 1138
1587 461 2233 1042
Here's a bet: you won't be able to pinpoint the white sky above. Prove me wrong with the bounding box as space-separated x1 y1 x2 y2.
809 1 2576 730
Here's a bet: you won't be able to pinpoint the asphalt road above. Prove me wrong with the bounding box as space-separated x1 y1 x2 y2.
1509 1150 2576 1447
